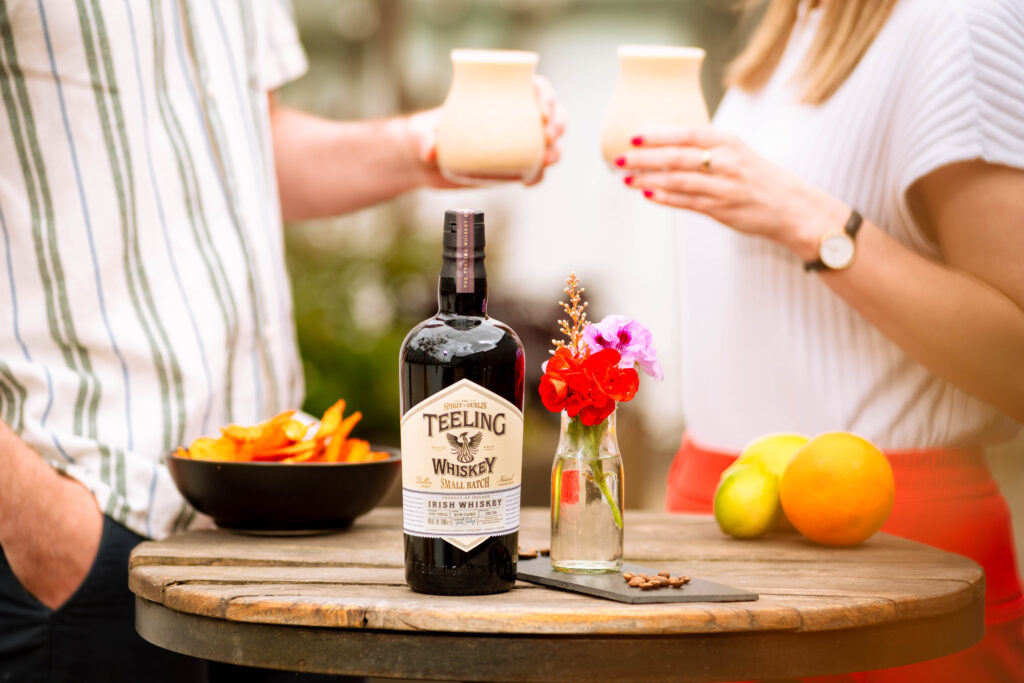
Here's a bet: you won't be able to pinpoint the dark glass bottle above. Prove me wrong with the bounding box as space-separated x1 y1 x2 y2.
399 209 525 595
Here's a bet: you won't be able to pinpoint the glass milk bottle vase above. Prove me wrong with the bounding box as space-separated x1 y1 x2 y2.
550 410 624 573
436 49 546 185
600 45 709 166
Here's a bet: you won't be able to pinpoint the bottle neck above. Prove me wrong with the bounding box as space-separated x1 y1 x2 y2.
438 209 487 316
438 253 487 316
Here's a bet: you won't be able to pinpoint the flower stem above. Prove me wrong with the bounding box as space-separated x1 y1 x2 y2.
590 458 623 529
567 417 623 531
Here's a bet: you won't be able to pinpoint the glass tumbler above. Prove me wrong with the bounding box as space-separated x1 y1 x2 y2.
600 45 709 166
436 49 546 185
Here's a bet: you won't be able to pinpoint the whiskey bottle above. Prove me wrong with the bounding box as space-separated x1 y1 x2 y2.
399 209 525 595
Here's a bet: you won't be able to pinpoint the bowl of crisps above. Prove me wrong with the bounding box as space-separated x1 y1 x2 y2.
169 400 400 533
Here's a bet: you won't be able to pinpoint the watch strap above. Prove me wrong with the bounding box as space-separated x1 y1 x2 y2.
803 209 863 272
803 257 830 273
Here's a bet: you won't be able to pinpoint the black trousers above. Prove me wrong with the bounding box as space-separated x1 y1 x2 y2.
0 516 356 683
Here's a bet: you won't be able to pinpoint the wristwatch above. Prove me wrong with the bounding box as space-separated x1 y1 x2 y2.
803 210 863 272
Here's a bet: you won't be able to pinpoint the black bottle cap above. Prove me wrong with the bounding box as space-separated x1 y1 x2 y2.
443 209 485 248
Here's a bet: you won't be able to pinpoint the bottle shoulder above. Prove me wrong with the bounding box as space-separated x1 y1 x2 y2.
400 314 523 362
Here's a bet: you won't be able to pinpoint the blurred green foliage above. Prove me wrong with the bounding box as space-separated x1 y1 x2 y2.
286 215 436 445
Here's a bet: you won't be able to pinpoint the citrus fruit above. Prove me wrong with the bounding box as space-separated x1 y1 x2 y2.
721 432 809 481
720 433 808 532
779 432 894 546
713 463 781 539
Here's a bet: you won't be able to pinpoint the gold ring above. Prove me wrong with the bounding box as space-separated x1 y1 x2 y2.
700 149 712 172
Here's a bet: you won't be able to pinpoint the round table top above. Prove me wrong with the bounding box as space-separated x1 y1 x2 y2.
129 507 984 682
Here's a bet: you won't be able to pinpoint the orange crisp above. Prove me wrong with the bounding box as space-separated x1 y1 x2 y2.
174 400 390 464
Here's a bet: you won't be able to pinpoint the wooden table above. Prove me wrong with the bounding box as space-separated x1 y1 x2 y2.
129 507 984 682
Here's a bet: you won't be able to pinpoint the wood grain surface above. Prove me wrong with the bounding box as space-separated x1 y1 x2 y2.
129 507 985 681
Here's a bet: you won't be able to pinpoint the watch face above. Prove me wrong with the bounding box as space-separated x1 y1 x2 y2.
820 233 855 269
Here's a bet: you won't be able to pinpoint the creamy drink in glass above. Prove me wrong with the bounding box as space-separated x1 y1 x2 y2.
600 45 709 165
436 49 546 185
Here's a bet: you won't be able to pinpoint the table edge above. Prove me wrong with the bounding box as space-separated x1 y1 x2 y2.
135 595 984 681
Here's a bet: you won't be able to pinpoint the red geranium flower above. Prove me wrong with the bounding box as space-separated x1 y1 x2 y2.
539 347 640 426
538 347 578 413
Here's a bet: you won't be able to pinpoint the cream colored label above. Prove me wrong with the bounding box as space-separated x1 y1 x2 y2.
401 379 522 551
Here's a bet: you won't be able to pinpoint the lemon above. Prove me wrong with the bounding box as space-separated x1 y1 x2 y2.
713 463 781 539
721 432 809 481
719 433 808 532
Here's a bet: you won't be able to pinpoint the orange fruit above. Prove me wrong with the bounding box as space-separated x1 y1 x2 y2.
779 432 894 546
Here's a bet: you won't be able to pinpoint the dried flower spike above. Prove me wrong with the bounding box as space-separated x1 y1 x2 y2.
554 273 589 357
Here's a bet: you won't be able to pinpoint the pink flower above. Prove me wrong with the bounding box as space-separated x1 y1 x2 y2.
583 314 663 381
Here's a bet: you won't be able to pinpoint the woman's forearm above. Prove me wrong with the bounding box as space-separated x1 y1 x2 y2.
786 204 1024 422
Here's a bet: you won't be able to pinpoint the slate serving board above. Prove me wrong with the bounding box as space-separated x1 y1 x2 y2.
517 557 759 604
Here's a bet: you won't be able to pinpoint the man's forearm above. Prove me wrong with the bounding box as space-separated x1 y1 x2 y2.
270 102 427 221
0 420 103 609
0 419 54 542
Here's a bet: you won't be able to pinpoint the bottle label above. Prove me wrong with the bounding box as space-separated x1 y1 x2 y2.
455 211 474 293
401 378 522 552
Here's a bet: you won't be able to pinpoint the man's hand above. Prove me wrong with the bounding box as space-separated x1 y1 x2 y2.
0 422 103 610
272 75 567 220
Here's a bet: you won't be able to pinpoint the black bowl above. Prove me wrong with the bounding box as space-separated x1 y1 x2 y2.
167 446 401 533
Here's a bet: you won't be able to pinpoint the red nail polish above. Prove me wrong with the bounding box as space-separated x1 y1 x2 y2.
623 176 634 186
631 136 643 146
614 156 626 168
643 189 654 199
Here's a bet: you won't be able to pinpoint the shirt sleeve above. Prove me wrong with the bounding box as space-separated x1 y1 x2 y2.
258 0 309 91
890 0 1024 202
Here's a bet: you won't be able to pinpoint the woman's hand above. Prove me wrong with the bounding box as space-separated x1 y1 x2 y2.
406 74 568 189
618 127 848 261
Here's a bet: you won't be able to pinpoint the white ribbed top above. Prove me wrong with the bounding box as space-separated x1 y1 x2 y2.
680 0 1024 451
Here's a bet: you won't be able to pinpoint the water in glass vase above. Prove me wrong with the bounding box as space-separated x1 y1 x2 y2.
550 411 624 573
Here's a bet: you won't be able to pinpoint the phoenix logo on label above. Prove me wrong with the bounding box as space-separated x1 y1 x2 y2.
447 431 483 463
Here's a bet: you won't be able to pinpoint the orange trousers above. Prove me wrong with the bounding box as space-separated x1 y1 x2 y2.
665 434 1024 683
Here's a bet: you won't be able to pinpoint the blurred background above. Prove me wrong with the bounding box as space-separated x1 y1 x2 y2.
277 0 1023 565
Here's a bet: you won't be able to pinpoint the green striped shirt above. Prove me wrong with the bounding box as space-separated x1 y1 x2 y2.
0 0 307 539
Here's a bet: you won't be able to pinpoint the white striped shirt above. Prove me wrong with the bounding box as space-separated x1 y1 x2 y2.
680 0 1024 452
0 0 307 539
